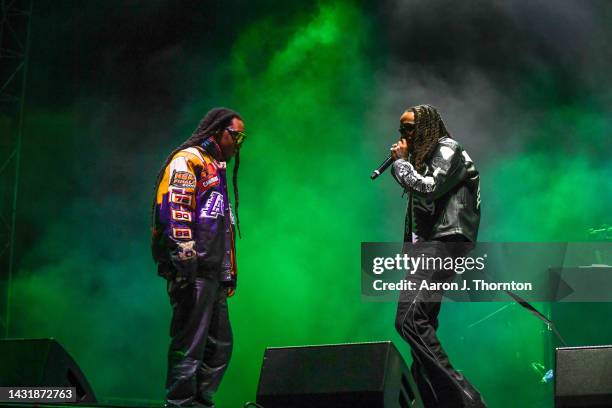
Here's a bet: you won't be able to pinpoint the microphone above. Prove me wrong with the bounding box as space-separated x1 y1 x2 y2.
370 156 394 180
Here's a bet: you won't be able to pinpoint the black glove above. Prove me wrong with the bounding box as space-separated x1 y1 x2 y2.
170 241 198 287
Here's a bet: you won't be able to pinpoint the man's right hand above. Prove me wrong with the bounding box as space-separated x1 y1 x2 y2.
391 138 410 160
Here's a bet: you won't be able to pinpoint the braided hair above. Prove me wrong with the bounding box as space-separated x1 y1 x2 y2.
408 104 451 173
151 107 243 235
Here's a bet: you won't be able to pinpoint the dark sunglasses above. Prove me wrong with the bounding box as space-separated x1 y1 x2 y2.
227 128 247 147
398 122 416 136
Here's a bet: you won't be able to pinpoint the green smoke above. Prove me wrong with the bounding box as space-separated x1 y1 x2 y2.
220 2 385 405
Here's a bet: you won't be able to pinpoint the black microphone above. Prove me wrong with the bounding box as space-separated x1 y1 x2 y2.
370 156 394 180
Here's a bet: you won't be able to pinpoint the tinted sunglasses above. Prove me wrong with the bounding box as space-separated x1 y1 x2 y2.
227 128 247 147
398 122 416 136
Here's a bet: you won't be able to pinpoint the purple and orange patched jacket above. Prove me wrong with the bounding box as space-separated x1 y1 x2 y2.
152 142 237 290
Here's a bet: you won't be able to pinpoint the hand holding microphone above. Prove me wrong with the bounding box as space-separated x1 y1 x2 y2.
370 138 411 180
390 139 410 160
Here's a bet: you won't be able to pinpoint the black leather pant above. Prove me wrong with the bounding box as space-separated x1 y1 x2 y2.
166 277 232 407
395 238 486 408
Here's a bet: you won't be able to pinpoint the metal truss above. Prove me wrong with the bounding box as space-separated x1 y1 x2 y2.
0 0 32 338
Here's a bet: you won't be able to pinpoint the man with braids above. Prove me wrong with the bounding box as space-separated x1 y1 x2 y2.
151 107 246 408
389 105 485 408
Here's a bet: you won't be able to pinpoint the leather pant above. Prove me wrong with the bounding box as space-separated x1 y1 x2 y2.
166 276 232 407
395 237 486 408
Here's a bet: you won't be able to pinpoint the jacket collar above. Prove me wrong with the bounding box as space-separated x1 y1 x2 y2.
199 136 224 162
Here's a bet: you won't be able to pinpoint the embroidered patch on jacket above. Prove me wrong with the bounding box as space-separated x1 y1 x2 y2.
172 209 192 222
170 171 196 189
200 191 224 219
170 192 193 206
176 241 196 260
198 163 220 190
199 175 220 190
172 227 192 240
201 163 217 178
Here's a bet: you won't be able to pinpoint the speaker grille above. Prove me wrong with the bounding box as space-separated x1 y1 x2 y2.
556 345 612 408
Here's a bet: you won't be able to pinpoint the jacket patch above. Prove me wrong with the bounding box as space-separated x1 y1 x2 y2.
200 191 224 219
171 192 193 206
170 171 196 188
176 241 196 260
199 175 220 190
201 163 217 178
199 163 220 190
172 227 192 240
172 209 192 222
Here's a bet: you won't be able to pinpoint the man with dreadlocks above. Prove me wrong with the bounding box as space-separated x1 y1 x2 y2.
152 107 246 408
389 105 485 408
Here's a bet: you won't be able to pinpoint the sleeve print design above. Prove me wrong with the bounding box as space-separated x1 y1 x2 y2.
392 159 436 194
391 142 465 200
166 155 198 278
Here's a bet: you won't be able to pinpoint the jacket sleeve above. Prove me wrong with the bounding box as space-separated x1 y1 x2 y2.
391 140 467 200
164 155 198 282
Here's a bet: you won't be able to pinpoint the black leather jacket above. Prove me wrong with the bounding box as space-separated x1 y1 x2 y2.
391 137 480 242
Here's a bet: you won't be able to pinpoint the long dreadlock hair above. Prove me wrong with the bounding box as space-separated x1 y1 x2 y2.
408 104 451 173
151 107 243 236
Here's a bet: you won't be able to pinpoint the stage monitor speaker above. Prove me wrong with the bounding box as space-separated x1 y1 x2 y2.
555 345 612 408
256 341 422 408
0 338 97 404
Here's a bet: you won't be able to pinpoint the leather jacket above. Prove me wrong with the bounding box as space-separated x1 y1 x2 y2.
152 140 237 289
391 137 480 242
